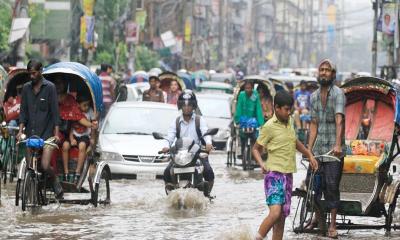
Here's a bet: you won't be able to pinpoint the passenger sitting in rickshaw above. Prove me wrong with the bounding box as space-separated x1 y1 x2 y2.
234 82 264 156
294 80 311 130
257 85 274 121
166 79 181 105
3 84 23 127
53 78 95 182
63 95 97 184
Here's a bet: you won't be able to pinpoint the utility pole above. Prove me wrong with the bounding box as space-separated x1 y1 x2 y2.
218 0 223 63
14 0 29 67
372 0 379 77
128 0 137 72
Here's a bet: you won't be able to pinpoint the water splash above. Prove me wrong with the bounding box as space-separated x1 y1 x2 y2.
166 188 208 211
216 224 255 240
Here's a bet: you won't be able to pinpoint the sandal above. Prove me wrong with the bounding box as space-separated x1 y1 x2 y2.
327 229 338 239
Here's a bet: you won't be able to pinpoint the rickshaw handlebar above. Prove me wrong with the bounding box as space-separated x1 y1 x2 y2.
17 138 59 149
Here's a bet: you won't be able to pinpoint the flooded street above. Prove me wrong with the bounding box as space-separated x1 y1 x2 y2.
1 152 400 240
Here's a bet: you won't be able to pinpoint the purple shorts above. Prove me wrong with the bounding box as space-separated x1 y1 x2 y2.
264 171 293 217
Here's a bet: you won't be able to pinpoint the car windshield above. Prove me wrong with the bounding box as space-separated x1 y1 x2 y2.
103 107 177 135
197 97 231 119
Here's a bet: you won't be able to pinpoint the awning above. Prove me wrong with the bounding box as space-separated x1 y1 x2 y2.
8 18 31 44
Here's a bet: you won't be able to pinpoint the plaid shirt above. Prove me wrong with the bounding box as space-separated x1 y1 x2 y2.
310 85 346 158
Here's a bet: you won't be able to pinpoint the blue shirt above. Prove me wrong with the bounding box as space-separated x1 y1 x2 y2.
294 89 311 109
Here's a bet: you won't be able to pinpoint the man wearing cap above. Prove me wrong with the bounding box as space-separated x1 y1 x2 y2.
307 59 345 238
142 75 165 103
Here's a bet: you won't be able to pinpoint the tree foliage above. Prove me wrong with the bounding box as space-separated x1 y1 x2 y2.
0 1 12 54
135 45 160 71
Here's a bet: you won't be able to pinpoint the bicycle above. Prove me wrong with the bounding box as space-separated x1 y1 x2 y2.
240 126 259 171
19 136 58 212
0 122 21 184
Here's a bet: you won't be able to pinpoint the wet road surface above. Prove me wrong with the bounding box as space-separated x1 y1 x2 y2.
0 152 399 239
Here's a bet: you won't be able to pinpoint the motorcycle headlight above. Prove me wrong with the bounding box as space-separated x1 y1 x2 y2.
101 151 124 162
174 150 193 166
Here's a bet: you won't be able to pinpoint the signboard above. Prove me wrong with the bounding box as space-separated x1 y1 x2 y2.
125 21 139 44
184 18 191 43
161 31 176 47
9 18 31 43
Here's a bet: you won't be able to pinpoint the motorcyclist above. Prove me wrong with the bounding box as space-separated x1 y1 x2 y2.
162 90 215 194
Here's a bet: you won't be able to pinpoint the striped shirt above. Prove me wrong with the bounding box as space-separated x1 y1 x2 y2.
99 72 116 104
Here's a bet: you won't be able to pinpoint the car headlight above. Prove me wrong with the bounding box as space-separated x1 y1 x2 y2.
214 128 230 140
174 150 193 166
101 151 124 162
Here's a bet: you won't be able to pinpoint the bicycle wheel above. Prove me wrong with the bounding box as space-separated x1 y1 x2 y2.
9 137 17 183
93 168 110 207
2 142 10 184
242 143 248 171
22 170 38 212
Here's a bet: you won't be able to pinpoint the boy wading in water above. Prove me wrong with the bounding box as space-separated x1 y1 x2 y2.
252 91 318 240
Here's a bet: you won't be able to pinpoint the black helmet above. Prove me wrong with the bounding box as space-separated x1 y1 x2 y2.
177 89 197 110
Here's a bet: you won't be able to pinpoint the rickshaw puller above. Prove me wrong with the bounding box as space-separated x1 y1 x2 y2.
17 59 64 199
307 59 346 239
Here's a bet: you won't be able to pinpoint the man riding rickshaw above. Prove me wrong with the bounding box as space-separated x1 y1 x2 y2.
228 75 275 170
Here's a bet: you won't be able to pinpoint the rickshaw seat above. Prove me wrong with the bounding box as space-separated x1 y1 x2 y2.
344 140 386 174
343 154 383 174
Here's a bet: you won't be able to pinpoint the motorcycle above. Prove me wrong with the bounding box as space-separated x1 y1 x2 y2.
152 128 218 197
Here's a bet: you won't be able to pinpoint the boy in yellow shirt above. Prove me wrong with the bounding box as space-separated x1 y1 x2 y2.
252 91 318 240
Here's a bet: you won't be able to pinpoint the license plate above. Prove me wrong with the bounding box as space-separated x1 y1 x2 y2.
136 173 156 180
174 167 195 174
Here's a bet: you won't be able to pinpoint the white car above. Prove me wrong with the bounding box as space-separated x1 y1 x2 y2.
116 82 150 102
99 102 178 179
196 93 233 150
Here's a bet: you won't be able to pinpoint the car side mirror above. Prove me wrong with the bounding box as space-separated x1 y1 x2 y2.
203 128 219 137
152 132 164 140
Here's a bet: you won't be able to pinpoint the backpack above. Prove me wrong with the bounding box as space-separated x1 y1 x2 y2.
176 115 206 145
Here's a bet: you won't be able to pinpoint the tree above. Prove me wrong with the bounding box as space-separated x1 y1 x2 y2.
0 1 12 56
135 45 160 71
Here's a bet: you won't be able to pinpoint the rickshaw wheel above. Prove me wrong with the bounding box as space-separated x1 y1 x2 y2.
15 178 21 206
93 169 110 207
21 170 38 212
386 193 398 232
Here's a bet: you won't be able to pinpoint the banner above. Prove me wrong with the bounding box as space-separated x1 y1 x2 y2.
80 16 95 48
125 21 139 43
380 3 396 36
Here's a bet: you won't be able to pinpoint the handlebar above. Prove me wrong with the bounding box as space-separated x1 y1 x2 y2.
1 126 20 131
17 138 59 149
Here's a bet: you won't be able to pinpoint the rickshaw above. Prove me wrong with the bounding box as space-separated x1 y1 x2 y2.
292 77 319 146
177 71 195 90
292 76 400 235
227 75 276 170
159 71 186 92
0 68 29 185
15 62 111 211
130 70 149 83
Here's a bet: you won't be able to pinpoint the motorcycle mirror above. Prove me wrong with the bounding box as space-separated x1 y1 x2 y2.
203 128 219 137
152 132 164 140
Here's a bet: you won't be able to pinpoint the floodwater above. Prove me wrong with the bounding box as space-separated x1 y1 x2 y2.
0 152 400 240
